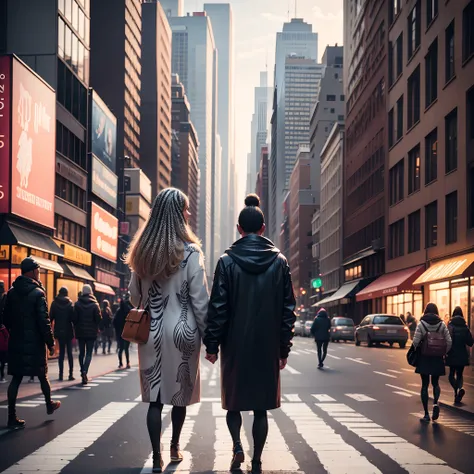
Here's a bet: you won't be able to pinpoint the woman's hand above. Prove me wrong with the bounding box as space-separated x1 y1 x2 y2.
206 353 218 364
279 359 287 370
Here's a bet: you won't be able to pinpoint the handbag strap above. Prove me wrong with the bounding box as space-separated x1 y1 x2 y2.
136 277 150 311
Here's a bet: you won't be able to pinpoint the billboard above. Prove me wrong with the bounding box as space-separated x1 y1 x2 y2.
11 57 55 228
91 91 117 172
90 202 118 263
0 56 11 214
92 156 118 208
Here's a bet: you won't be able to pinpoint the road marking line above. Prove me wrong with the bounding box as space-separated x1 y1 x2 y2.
401 368 413 372
346 394 377 402
209 380 217 387
285 365 301 375
0 403 41 408
346 357 370 365
201 397 221 402
291 350 301 355
281 403 381 473
312 394 336 402
385 384 419 396
284 394 302 402
387 369 403 374
410 413 474 436
327 354 341 359
2 402 137 474
68 386 92 390
393 391 413 397
374 371 397 378
134 395 142 402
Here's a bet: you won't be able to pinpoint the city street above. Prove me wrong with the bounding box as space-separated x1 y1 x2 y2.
1 338 473 473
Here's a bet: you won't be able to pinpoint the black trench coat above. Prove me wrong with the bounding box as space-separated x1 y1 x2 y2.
204 235 296 412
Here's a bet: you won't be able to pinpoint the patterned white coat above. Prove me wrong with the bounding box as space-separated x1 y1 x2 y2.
129 243 209 406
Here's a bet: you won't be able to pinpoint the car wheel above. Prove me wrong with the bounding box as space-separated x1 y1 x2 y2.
355 335 361 346
399 342 406 349
367 336 373 347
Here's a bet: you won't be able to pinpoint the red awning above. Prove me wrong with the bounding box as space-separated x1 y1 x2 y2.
93 282 116 296
356 265 424 301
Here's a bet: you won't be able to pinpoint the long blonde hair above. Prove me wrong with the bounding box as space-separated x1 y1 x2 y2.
124 188 200 280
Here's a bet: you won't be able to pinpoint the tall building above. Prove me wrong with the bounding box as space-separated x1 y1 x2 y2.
171 74 199 232
169 13 216 271
203 3 234 254
341 0 386 323
256 146 269 224
355 0 474 333
157 0 183 17
141 0 172 197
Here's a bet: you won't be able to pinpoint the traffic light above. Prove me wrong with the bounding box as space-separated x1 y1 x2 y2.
311 278 322 289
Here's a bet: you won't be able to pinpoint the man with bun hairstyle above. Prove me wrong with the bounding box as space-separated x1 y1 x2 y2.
205 194 296 474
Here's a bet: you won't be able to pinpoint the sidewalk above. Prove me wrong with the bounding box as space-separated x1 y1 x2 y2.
0 347 138 403
438 375 474 416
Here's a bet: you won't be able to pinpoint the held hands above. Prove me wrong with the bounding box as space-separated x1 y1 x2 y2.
279 359 287 370
206 353 218 364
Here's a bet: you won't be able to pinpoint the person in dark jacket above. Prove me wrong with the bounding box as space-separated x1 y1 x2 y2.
2 257 61 428
50 287 75 381
73 284 101 385
113 296 133 368
310 309 331 368
446 307 474 404
100 300 114 355
406 312 417 339
412 303 452 423
204 194 296 474
0 280 8 382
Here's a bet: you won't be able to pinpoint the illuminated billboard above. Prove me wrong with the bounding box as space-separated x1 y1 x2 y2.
90 202 118 263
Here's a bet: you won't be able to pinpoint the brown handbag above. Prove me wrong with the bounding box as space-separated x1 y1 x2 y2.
122 279 150 344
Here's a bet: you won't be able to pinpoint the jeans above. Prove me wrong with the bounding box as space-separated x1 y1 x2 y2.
58 339 73 377
78 339 95 375
118 337 130 366
316 340 329 365
101 333 112 354
8 373 51 416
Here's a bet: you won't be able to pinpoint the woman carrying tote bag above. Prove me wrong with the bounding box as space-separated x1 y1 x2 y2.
125 188 209 473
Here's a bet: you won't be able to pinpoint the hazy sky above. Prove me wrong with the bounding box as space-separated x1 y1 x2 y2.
183 0 344 198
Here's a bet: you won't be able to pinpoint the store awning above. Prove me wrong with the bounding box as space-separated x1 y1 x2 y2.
0 222 63 257
93 282 116 295
356 265 424 301
343 248 376 266
413 253 474 286
33 256 64 274
312 280 362 308
62 264 95 282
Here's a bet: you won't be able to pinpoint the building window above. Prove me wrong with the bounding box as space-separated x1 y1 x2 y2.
425 129 438 185
327 95 336 101
445 21 455 82
427 0 438 26
408 1 421 58
407 66 420 128
446 192 458 244
389 96 403 147
408 210 421 253
396 95 403 141
390 0 402 25
396 33 403 78
463 1 474 62
408 144 421 194
425 38 438 108
425 201 438 248
389 159 404 206
389 219 405 259
388 108 394 147
340 94 345 101
445 108 457 173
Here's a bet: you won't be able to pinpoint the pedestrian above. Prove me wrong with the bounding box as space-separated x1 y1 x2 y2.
73 284 101 385
310 308 331 368
50 287 75 381
446 307 473 404
406 312 417 339
412 302 452 423
1 257 61 428
100 300 114 354
113 295 133 369
125 188 209 473
0 280 8 383
400 313 406 324
204 194 296 474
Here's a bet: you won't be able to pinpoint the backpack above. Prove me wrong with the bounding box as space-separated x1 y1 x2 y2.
0 326 9 352
421 322 447 357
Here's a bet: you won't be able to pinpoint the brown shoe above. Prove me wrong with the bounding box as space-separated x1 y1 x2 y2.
170 443 183 463
47 400 61 415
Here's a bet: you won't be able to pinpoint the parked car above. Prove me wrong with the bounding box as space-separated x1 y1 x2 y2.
304 320 313 337
330 317 355 342
355 314 409 348
294 320 304 337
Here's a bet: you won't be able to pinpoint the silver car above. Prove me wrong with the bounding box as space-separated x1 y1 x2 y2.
294 320 304 337
330 317 355 342
355 314 409 348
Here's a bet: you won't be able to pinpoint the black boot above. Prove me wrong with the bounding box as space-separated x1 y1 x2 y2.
152 452 164 473
250 460 263 474
230 442 244 471
8 415 26 429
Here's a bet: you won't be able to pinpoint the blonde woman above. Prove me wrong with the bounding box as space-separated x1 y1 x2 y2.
125 188 209 473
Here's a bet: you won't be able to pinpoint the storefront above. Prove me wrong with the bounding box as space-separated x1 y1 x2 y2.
355 265 424 319
413 253 474 327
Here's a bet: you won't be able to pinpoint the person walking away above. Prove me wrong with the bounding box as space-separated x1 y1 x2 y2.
113 295 133 369
204 194 296 474
73 285 101 385
125 188 209 473
50 287 75 381
311 309 331 368
100 300 114 354
0 281 8 382
406 312 417 339
1 257 61 428
412 303 452 423
446 307 473 404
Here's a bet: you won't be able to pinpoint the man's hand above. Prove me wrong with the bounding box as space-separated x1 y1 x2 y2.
279 358 287 370
49 347 55 357
206 353 218 364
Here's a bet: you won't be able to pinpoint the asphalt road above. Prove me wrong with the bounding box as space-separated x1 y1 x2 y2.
0 337 473 473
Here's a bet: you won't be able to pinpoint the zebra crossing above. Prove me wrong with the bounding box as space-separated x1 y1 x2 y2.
1 391 470 473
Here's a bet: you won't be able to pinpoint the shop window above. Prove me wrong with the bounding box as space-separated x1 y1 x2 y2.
407 66 420 128
445 108 457 173
389 218 404 259
451 284 469 321
463 1 474 62
408 1 421 58
445 21 455 82
425 128 438 185
445 191 458 244
427 0 438 26
425 200 438 248
408 144 421 194
430 282 450 323
408 210 421 253
389 159 404 205
425 38 438 108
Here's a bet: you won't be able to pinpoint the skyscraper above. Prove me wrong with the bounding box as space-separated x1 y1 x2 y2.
157 0 183 17
169 13 217 273
203 3 234 254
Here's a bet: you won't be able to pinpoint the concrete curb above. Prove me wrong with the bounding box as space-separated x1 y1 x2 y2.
438 399 474 417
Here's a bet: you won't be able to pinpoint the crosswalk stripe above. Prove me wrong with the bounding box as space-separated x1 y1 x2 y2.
284 394 301 402
345 394 376 402
394 391 413 397
291 350 301 355
284 365 301 375
373 371 397 378
2 402 137 473
312 394 336 402
387 369 403 374
281 403 382 473
263 418 299 471
345 357 370 365
410 413 474 437
316 403 462 473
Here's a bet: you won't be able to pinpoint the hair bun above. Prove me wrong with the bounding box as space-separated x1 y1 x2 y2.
245 194 260 207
